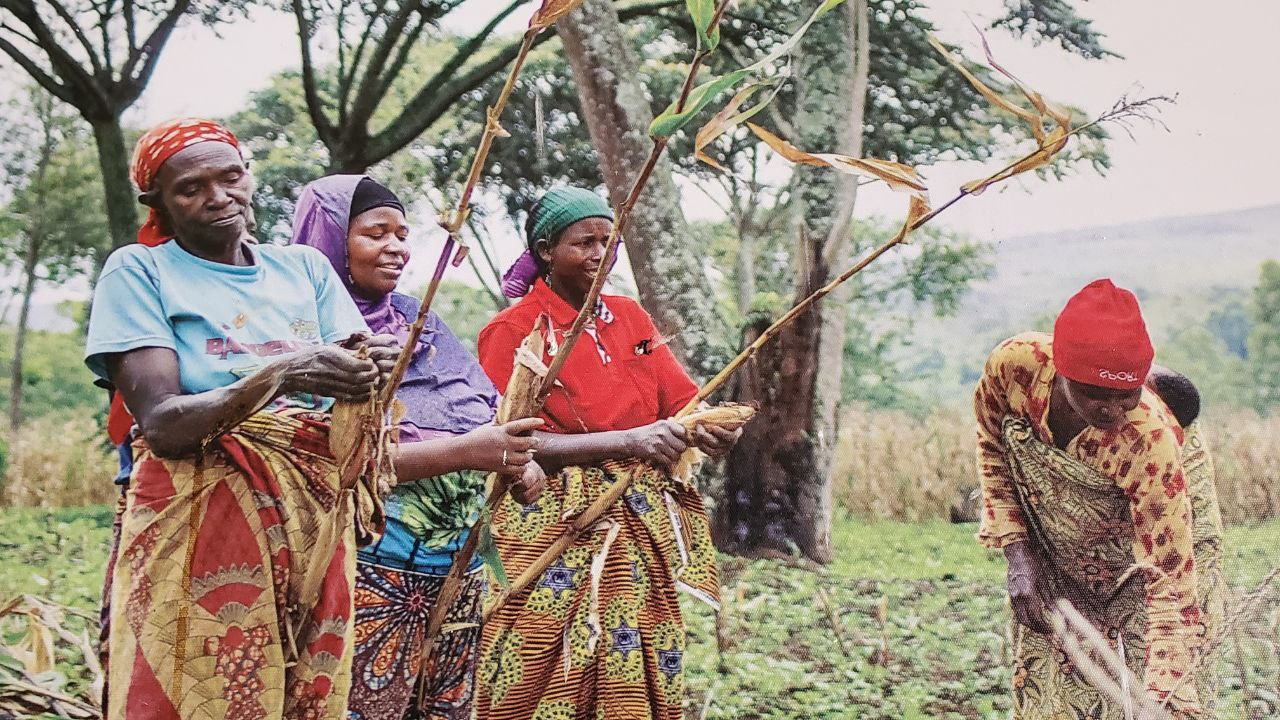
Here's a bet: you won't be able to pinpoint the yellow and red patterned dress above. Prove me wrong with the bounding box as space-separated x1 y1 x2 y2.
974 332 1225 719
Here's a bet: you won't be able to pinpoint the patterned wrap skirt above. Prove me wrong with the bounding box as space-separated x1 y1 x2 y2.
475 458 720 720
347 563 487 720
1001 417 1226 720
107 411 359 720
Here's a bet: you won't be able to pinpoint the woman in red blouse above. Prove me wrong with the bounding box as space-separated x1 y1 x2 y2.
473 186 739 720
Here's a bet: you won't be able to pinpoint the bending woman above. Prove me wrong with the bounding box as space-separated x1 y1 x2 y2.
975 279 1224 720
473 186 740 720
86 119 398 719
291 174 545 720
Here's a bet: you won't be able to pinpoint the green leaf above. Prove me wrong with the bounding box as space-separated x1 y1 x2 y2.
477 525 510 588
686 0 720 50
649 0 848 139
649 68 753 139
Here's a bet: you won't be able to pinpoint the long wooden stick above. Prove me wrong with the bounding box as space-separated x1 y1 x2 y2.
398 17 545 711
382 26 540 406
484 99 1164 618
676 104 1143 414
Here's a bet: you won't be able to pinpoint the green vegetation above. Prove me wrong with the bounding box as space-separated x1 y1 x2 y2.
2 508 1275 718
0 329 103 422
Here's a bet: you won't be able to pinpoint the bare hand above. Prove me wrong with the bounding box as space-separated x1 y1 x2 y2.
692 423 742 458
509 461 547 505
359 334 400 384
1005 541 1054 634
624 419 688 466
461 417 545 474
283 344 382 401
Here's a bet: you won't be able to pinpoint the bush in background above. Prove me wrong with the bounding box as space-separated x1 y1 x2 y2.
0 411 115 508
833 405 1280 525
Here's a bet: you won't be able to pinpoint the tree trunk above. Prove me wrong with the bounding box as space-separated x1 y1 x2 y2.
90 117 139 256
717 0 868 562
9 234 42 431
556 0 733 380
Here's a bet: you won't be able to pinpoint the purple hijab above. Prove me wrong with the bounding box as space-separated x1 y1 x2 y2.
291 174 498 437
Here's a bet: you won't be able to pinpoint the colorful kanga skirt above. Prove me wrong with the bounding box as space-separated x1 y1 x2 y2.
475 458 720 720
107 411 358 720
1001 417 1226 720
347 563 486 720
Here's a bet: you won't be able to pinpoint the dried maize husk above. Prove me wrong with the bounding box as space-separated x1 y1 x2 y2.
496 324 547 424
672 402 757 483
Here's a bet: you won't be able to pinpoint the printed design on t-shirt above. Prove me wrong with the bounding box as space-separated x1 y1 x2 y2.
205 315 321 362
205 313 327 409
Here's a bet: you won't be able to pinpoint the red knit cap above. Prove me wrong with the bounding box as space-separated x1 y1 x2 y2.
1053 278 1153 390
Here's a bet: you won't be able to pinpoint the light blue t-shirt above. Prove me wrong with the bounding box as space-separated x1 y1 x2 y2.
85 241 369 403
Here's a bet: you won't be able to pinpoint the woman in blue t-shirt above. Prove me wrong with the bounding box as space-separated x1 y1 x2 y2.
85 120 400 719
292 174 545 720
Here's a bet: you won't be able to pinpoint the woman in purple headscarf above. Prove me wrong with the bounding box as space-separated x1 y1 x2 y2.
292 174 545 720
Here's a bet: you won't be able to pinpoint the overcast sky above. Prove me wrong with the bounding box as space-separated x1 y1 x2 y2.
5 0 1278 312
125 0 1280 241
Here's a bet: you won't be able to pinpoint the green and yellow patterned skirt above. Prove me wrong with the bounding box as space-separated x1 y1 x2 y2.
475 458 719 720
1001 417 1225 719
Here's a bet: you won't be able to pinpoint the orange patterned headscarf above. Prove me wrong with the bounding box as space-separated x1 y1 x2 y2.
129 118 242 247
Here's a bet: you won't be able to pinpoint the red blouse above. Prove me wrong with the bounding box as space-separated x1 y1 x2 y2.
477 279 698 434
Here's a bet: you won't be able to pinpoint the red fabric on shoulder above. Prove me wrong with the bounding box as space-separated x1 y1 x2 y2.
107 393 133 446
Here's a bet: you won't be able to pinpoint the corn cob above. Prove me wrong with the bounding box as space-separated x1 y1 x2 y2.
672 402 756 483
676 402 757 438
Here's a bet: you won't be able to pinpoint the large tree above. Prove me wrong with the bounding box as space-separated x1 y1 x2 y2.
719 0 868 561
0 0 241 254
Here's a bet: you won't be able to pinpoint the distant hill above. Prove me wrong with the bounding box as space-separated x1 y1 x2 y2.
908 203 1280 403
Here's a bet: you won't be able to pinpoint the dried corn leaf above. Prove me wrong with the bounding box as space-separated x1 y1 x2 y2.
889 193 932 245
929 31 1072 195
10 612 56 675
329 400 365 470
528 0 584 31
497 325 548 423
972 25 1072 129
748 123 927 196
928 35 1039 130
961 124 1069 195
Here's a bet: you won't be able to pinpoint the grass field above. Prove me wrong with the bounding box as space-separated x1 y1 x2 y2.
2 507 1277 719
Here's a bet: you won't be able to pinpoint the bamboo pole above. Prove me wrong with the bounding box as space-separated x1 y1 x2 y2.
483 97 1169 618
382 27 540 406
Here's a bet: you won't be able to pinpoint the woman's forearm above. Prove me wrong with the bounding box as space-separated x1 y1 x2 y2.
135 359 292 459
392 435 473 481
531 429 633 469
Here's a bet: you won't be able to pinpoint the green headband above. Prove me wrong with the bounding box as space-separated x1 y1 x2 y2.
529 186 614 247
